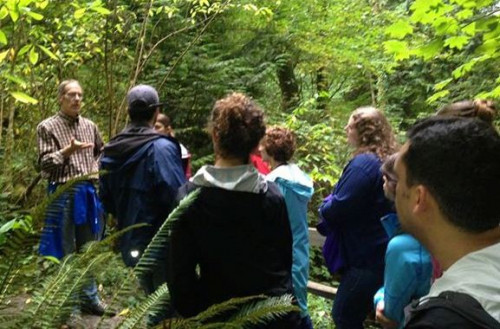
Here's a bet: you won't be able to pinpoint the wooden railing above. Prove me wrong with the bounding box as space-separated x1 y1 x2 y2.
307 227 337 299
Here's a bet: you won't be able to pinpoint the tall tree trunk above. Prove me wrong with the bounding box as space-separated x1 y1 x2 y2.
368 71 376 106
104 0 118 139
376 73 387 110
0 95 4 149
316 66 329 111
4 100 15 192
276 57 299 112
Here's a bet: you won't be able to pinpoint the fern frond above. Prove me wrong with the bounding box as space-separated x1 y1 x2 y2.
0 228 39 304
225 294 297 329
24 246 115 327
191 295 266 323
134 189 200 276
116 283 170 329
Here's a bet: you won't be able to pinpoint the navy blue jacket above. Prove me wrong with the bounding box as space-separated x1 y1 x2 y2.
319 153 391 270
99 124 186 265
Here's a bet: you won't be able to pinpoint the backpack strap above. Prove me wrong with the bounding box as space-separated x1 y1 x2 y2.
405 291 500 329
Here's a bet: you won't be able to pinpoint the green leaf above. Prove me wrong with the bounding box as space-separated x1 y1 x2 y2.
0 49 9 63
427 90 450 104
29 47 38 65
410 0 440 14
18 44 32 56
456 9 473 20
3 73 27 86
9 6 19 22
434 17 459 35
26 11 43 20
37 0 49 9
434 78 452 91
476 17 498 32
0 219 16 233
90 6 111 15
474 38 499 56
10 91 38 104
452 57 482 78
488 85 500 98
0 6 8 20
385 20 414 39
38 45 58 60
74 8 86 19
444 35 469 49
462 1 477 8
462 22 475 36
0 29 7 45
18 0 34 7
476 0 494 6
383 40 410 59
411 9 437 24
416 39 444 60
43 255 60 264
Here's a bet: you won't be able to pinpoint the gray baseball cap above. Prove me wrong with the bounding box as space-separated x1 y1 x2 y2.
127 84 165 110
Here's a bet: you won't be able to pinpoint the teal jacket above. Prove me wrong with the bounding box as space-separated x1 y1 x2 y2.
374 213 433 327
267 164 314 317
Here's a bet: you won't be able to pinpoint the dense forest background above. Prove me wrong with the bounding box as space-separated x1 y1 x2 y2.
0 0 499 328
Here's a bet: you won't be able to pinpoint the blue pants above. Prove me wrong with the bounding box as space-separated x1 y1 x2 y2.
39 181 104 305
332 267 383 329
300 314 313 329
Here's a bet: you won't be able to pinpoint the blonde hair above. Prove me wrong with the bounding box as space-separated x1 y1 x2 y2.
351 106 398 161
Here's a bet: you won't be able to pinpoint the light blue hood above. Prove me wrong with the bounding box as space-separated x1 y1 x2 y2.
266 163 314 317
266 163 314 200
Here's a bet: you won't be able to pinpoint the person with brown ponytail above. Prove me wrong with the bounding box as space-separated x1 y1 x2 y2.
167 93 300 328
437 99 496 124
317 106 398 329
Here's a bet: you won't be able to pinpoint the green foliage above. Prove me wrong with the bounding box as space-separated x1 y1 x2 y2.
383 0 500 104
0 181 296 328
116 283 170 329
0 0 497 326
308 293 333 329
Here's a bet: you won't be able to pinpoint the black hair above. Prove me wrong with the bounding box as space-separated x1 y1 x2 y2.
128 101 157 123
403 116 500 232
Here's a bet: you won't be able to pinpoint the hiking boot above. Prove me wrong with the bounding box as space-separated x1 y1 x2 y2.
81 300 108 316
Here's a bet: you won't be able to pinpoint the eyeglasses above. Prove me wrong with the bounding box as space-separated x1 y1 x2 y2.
64 92 83 99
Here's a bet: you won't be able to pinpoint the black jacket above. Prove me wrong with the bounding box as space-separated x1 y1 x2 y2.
168 181 300 328
404 291 500 329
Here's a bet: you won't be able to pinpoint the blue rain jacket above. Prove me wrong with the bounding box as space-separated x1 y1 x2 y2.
100 126 186 266
373 213 433 328
267 164 314 317
39 181 103 259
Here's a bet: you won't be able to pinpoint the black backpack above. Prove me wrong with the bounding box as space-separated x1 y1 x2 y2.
404 291 500 329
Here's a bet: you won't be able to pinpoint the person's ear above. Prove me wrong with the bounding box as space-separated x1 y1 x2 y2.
211 130 219 142
153 108 160 122
413 185 432 215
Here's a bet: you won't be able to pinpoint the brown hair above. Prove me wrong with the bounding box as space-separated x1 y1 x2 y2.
351 106 398 161
381 152 398 198
262 126 296 163
209 93 266 161
437 99 496 124
156 113 171 127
